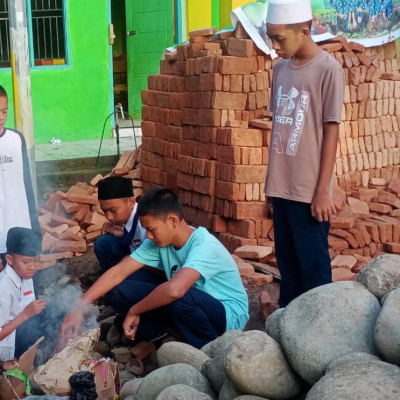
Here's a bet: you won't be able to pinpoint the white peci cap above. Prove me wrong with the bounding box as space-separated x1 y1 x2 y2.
266 0 312 25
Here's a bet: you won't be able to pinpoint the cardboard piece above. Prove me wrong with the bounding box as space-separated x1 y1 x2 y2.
91 361 120 400
0 337 44 400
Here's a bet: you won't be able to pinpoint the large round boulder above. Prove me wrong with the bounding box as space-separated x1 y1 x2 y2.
375 287 400 365
265 308 284 344
120 378 144 399
155 384 213 400
358 254 400 298
306 361 400 400
200 330 244 394
135 363 215 400
209 330 244 357
157 342 210 371
224 330 302 400
202 355 226 393
235 397 271 400
280 281 380 385
218 379 243 400
326 352 381 373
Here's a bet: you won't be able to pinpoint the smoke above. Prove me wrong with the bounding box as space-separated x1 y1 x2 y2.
24 264 100 366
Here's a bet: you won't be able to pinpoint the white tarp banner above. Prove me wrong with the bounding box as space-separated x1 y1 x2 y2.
228 0 400 56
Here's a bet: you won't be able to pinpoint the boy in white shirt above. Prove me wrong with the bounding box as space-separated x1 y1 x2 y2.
0 227 45 361
0 86 41 270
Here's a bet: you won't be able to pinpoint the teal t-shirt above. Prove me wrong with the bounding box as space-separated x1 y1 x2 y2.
130 227 249 331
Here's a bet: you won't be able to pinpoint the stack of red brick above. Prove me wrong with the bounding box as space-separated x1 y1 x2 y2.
332 39 400 191
140 26 275 252
37 150 142 269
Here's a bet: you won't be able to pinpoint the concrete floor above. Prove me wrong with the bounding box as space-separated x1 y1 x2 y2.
35 123 142 162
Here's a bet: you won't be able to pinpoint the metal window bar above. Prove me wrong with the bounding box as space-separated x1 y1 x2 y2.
31 0 65 62
0 0 66 67
0 0 10 66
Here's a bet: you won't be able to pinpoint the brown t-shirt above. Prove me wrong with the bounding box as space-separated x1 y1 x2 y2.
265 51 345 203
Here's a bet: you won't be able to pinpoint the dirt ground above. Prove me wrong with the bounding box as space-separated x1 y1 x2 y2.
60 247 280 332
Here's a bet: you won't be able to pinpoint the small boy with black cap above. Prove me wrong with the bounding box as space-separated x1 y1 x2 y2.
265 0 345 306
0 227 45 361
94 176 147 273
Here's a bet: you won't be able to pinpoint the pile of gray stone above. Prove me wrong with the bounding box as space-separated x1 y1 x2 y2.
117 253 400 400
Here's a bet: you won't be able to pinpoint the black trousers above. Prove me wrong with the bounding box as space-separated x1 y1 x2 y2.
272 197 332 307
109 269 227 349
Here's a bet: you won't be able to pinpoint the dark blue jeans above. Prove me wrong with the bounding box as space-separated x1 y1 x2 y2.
94 233 134 275
272 197 332 307
109 269 227 349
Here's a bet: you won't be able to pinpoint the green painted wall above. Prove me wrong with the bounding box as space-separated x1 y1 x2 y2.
126 0 174 118
0 0 111 143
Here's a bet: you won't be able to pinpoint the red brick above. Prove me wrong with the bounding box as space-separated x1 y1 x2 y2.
227 38 255 58
384 242 400 254
215 181 240 201
211 92 247 110
193 176 215 195
51 240 87 253
198 109 221 127
217 163 267 183
40 251 74 262
197 142 218 160
177 172 194 190
232 254 255 276
247 273 273 286
259 290 276 321
234 245 273 260
218 56 253 74
227 219 256 238
130 341 156 360
230 202 267 219
331 255 357 270
332 268 355 282
213 215 227 233
217 127 263 147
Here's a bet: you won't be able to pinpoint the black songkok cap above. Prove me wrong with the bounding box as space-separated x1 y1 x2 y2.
6 227 42 256
98 176 133 200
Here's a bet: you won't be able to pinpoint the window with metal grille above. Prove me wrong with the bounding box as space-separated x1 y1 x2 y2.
31 0 66 65
0 0 10 67
0 0 67 68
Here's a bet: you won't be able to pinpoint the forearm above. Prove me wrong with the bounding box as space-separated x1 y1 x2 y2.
129 282 182 316
315 122 339 195
0 313 27 341
78 258 144 307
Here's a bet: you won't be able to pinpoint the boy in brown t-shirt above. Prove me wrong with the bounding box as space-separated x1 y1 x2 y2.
265 0 345 307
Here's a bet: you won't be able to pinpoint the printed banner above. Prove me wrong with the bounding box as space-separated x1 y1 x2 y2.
228 0 400 56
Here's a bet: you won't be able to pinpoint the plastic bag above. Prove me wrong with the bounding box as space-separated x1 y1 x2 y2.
69 371 97 400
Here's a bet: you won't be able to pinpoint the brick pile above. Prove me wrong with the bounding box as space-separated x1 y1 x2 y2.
140 26 275 252
37 149 142 269
139 26 400 280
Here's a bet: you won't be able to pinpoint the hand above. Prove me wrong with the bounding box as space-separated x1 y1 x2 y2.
102 222 124 238
60 308 84 338
0 257 3 271
23 299 45 319
123 312 140 341
3 359 18 371
311 190 336 222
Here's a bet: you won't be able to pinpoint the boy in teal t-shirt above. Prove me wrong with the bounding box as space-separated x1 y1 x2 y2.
61 188 249 348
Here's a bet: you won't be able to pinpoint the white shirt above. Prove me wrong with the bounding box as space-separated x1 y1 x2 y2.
0 264 35 361
0 129 32 253
124 203 147 252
